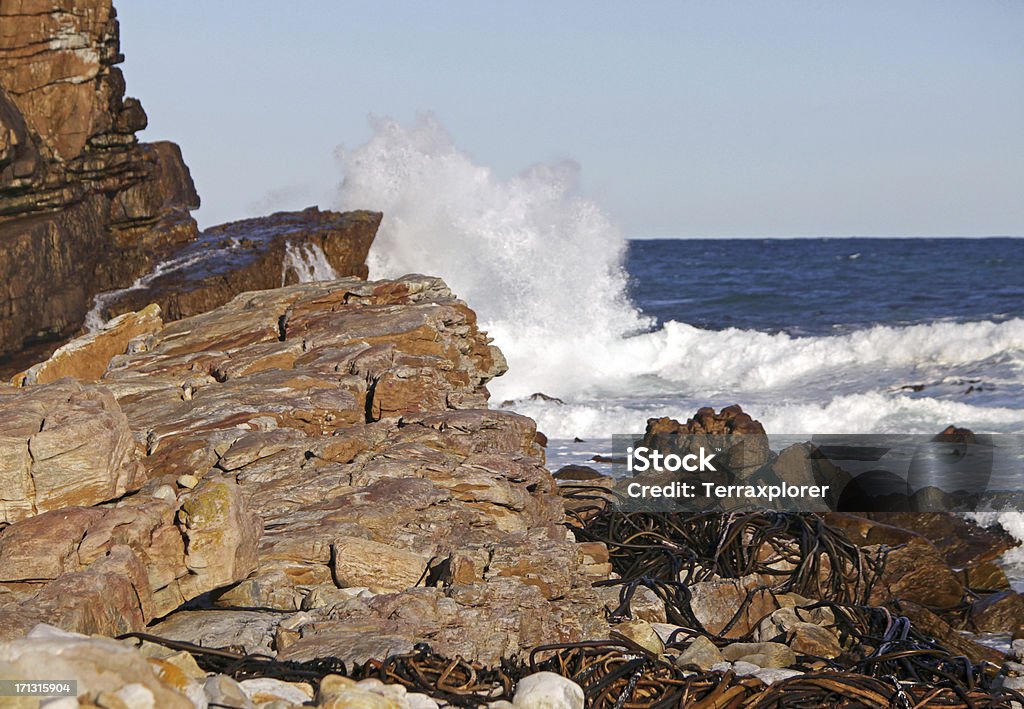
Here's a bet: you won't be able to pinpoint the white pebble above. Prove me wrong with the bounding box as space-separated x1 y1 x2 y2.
513 672 584 709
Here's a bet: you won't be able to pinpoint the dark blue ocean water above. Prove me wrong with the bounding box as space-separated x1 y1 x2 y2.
625 238 1024 336
515 236 1024 459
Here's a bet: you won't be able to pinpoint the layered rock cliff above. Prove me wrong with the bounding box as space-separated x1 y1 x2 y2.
0 0 200 357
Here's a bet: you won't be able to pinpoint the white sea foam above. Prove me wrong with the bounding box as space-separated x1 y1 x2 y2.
337 114 650 399
282 242 338 283
83 251 213 332
337 115 1024 440
636 318 1024 394
510 391 1024 441
966 511 1024 591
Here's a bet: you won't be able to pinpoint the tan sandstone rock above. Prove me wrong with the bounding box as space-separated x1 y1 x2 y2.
0 379 144 523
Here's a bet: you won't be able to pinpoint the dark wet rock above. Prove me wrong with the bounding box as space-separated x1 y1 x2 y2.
859 512 1014 567
553 465 606 481
959 559 1011 593
96 207 380 323
969 591 1024 634
638 405 771 481
933 425 977 444
892 599 1005 666
824 513 966 610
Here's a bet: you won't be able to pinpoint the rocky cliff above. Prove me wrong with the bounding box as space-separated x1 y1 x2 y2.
0 0 200 358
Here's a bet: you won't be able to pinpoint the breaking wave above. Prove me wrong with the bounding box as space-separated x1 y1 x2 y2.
337 115 1024 439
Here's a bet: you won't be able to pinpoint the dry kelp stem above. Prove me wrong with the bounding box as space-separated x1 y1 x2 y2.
367 644 521 707
118 632 347 687
563 499 885 637
120 631 1024 708
743 673 1023 709
531 640 758 708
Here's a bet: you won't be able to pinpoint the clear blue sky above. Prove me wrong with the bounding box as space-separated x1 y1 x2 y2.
117 1 1024 237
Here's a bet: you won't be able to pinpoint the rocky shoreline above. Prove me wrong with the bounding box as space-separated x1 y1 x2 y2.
3 268 1024 707
3 2 1024 708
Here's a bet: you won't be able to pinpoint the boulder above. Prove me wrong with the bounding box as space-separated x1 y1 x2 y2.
0 380 143 523
513 672 585 709
720 641 796 668
675 635 723 671
637 405 770 482
0 625 193 708
0 477 260 638
687 574 779 638
824 513 966 610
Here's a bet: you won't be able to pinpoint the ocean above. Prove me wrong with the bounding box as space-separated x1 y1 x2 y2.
335 118 1024 475
535 237 1024 470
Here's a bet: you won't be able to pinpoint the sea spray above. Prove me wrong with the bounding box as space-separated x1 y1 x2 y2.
83 251 213 332
336 115 1024 440
336 114 651 400
282 242 338 283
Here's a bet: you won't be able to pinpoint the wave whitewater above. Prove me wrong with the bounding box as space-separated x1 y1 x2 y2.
337 115 1024 439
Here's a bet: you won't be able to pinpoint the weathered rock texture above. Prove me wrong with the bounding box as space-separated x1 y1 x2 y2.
639 405 771 481
0 276 610 663
13 303 162 385
96 207 382 323
0 378 144 523
0 0 199 357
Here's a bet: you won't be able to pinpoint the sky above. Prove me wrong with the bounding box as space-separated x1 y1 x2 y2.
116 1 1024 237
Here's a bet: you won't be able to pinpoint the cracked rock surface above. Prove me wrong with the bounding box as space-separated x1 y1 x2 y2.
0 275 610 664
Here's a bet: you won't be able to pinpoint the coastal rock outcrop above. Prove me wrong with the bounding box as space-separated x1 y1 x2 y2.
0 378 144 523
639 405 771 481
92 206 382 324
0 0 199 358
0 275 607 662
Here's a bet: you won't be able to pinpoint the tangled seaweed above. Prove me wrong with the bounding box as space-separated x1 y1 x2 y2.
121 633 1023 708
118 490 1022 707
562 484 883 639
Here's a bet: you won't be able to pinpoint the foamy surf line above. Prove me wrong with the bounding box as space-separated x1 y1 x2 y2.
512 391 1024 441
337 115 1023 440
